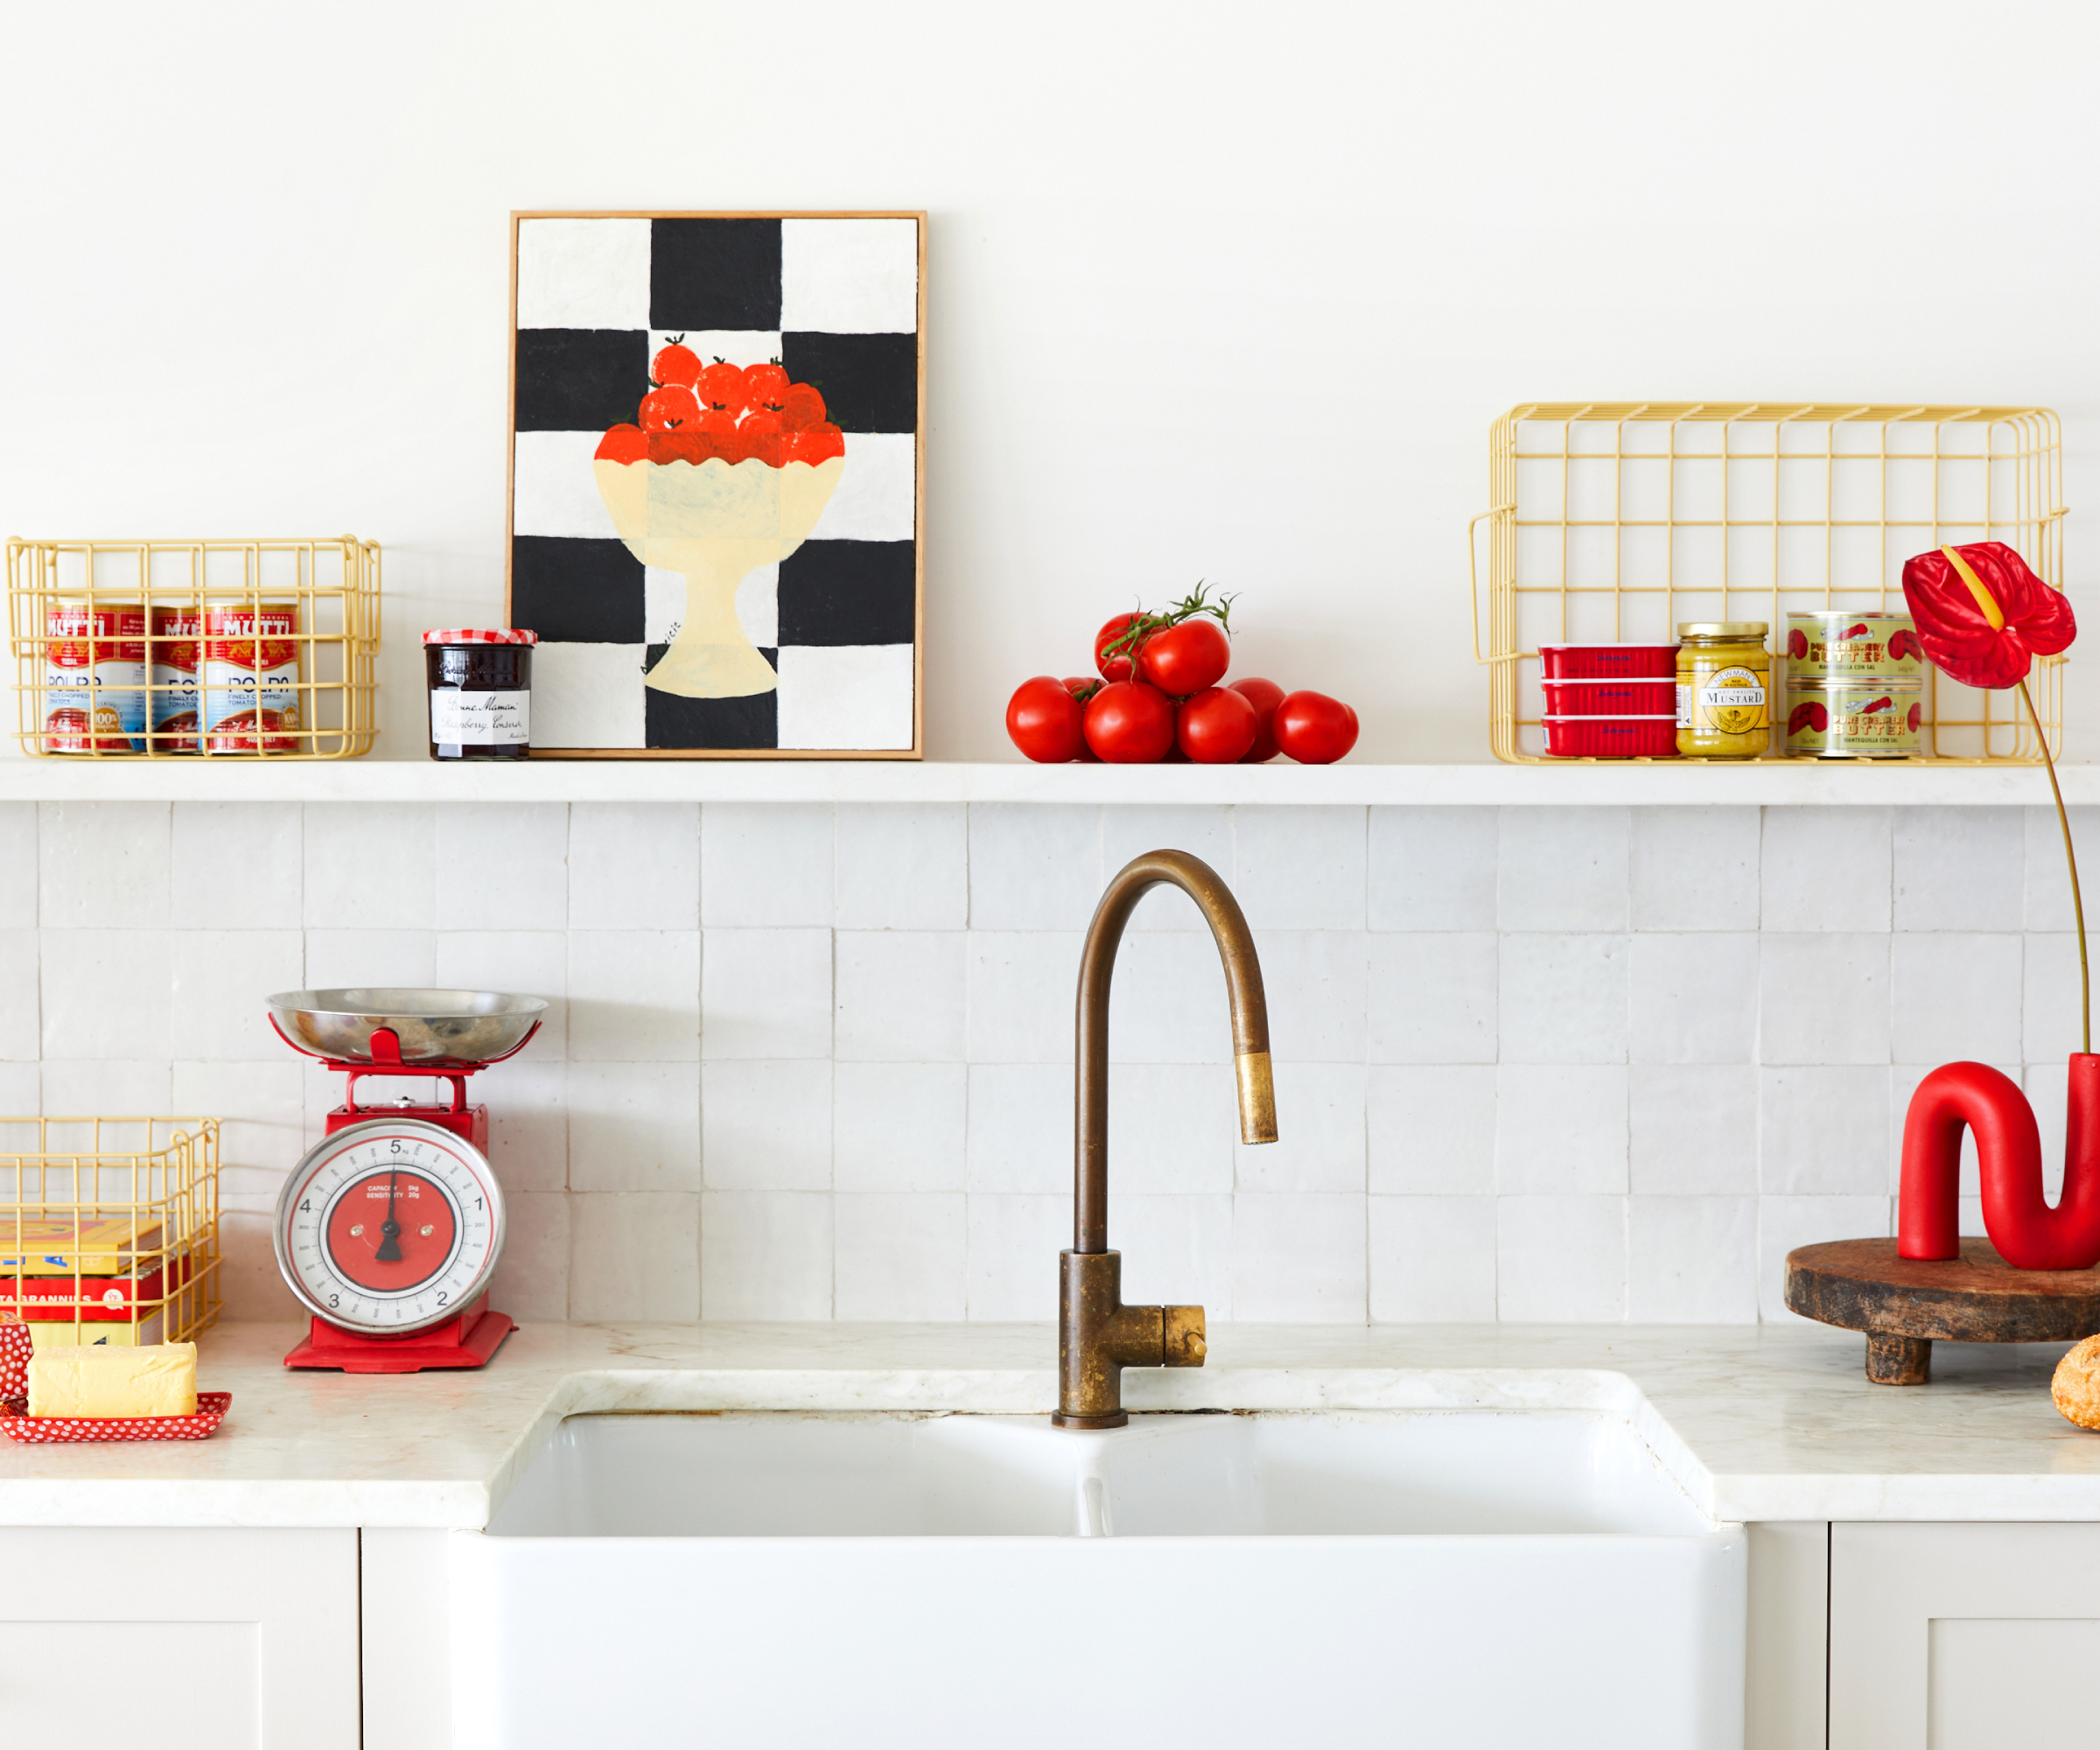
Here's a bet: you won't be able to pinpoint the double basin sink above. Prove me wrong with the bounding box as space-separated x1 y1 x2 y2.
452 1389 1746 1749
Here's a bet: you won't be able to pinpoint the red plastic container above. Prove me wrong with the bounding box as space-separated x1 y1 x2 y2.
1542 716 1680 758
1540 677 1676 716
1539 643 1677 680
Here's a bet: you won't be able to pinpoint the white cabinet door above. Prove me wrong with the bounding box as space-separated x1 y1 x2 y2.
0 1526 359 1750
1747 1522 1828 1750
1830 1522 2100 1750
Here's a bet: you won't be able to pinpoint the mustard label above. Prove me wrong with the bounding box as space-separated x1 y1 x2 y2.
1693 665 1768 734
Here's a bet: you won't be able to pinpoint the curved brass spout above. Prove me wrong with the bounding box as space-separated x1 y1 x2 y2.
1055 850 1277 1429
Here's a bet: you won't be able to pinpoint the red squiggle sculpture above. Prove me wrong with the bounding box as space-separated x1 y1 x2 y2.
1899 1057 2100 1269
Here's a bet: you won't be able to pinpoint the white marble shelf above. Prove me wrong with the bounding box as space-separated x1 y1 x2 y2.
0 756 2090 806
2 1321 2096 1529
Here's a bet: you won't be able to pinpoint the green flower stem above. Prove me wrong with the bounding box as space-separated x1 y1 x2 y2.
2019 677 2090 1055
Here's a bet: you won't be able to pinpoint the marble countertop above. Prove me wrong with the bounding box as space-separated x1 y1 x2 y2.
4 1320 2097 1529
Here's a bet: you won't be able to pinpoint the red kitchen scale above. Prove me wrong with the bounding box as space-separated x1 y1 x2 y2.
265 989 546 1374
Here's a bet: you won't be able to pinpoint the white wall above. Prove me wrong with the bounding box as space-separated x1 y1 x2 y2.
0 799 2074 1326
5 0 2099 764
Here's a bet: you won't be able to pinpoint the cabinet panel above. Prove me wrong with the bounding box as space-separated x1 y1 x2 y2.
1831 1522 2100 1750
0 1527 358 1750
1747 1522 1827 1750
363 1527 453 1750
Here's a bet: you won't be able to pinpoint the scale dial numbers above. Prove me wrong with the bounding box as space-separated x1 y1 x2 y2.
273 1118 504 1336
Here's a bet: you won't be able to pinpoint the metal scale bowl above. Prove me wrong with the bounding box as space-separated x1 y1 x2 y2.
265 989 547 1375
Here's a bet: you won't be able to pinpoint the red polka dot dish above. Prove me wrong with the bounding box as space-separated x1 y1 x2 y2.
0 1390 232 1444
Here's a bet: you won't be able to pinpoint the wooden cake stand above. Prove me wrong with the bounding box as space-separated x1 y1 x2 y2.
1786 1238 2100 1384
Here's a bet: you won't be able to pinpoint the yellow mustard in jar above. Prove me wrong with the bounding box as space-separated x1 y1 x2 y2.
1676 622 1771 758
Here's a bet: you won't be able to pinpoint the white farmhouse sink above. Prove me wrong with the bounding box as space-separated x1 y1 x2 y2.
453 1402 1745 1749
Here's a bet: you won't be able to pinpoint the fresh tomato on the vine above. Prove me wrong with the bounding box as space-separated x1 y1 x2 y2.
1228 677 1284 762
1139 618 1229 696
1006 676 1086 763
1095 613 1149 682
1272 690 1358 764
1083 681 1175 762
1177 687 1256 763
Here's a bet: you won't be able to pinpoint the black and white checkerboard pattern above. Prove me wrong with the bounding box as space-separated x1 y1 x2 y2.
508 214 920 752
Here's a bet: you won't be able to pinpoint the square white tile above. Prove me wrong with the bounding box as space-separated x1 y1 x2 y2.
1252 931 1368 1064
1367 934 1496 1064
39 1060 172 1118
1234 807 1366 930
966 933 1083 1063
1497 934 1628 1064
567 930 701 1061
1894 807 2024 932
1758 1194 1889 1324
40 930 170 1059
431 931 567 1058
1368 806 1498 932
835 931 966 1061
1496 1195 1626 1321
1889 931 2021 1066
303 803 435 929
567 1060 701 1192
475 1055 569 1194
1105 930 1234 1064
700 928 831 1060
835 1061 965 1192
490 1190 569 1321
1760 1067 1894 1194
700 802 834 927
1628 1065 1758 1194
1629 806 1760 931
1113 1194 1234 1317
968 805 1102 931
1107 1062 1236 1194
2024 804 2100 932
834 1194 967 1320
1497 808 1629 932
1101 807 1231 931
303 928 436 990
700 1191 834 1320
1494 1064 1628 1194
1367 1065 1497 1194
1628 1196 1758 1322
570 1191 699 1322
1236 1060 1364 1193
0 932 38 1060
965 1062 1072 1194
964 1193 1068 1320
1231 1193 1368 1321
1761 808 1891 931
172 802 300 930
1368 1195 1498 1321
835 804 966 929
1757 934 1890 1065
567 803 699 932
39 802 169 929
0 802 34 924
432 805 569 932
1628 933 1760 1064
701 1059 831 1191
168 930 303 1060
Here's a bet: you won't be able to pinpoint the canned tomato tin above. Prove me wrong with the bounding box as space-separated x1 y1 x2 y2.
42 604 146 753
149 606 201 753
1783 612 1922 679
202 603 300 754
1782 681 1923 758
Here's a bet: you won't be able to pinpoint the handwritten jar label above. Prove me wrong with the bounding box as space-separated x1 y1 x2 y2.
430 690 529 746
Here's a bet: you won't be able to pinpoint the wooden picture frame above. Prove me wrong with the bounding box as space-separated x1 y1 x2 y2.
504 210 926 759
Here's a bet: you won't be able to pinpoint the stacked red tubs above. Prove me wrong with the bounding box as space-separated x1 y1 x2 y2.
1538 644 1679 758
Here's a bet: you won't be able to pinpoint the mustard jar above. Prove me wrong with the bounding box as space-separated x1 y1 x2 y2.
1676 622 1770 758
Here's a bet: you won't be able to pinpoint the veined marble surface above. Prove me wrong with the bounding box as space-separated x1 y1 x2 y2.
2 1320 2096 1528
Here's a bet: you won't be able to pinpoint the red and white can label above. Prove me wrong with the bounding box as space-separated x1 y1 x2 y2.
43 605 146 753
202 604 300 753
150 606 202 752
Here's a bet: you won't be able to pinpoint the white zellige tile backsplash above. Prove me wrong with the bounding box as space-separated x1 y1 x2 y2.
0 799 2080 1327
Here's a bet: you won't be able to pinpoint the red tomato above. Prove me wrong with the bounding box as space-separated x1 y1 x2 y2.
1061 676 1101 703
1139 618 1229 696
1083 681 1175 762
743 362 791 409
733 411 784 466
1177 687 1256 763
640 385 701 431
1006 676 1086 763
1229 676 1285 762
697 360 750 416
595 424 648 464
781 422 844 465
1095 613 1149 682
652 342 704 389
779 382 827 430
1272 690 1359 764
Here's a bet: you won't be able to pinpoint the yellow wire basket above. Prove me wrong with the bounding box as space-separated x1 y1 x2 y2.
1468 404 2067 763
0 1117 222 1348
7 536 380 759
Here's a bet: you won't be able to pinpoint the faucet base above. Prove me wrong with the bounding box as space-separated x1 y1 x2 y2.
1055 1248 1205 1428
1049 1410 1129 1431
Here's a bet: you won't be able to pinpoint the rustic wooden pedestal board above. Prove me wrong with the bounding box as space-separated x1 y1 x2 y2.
1786 1238 2100 1383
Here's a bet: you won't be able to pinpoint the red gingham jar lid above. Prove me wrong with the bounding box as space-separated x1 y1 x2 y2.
423 628 538 646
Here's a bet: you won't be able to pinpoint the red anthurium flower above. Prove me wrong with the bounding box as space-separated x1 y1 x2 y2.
1899 540 2076 690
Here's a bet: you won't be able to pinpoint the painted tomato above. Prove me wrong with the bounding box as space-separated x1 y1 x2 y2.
743 362 791 409
1177 687 1257 763
640 385 701 431
697 360 750 416
1138 618 1230 696
647 430 705 465
1006 676 1086 763
653 342 704 388
595 424 648 463
782 422 845 465
1272 690 1359 764
733 412 784 466
779 383 827 430
1095 613 1150 682
1229 676 1285 762
1083 681 1175 762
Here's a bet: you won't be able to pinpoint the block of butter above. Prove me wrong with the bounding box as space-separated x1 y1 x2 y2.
28 1342 198 1418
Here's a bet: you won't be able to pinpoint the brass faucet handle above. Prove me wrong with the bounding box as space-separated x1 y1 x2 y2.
1163 1304 1207 1367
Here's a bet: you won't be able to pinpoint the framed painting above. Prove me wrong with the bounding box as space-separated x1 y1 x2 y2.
505 210 925 758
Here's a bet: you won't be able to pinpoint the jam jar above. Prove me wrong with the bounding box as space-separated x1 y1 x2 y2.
424 629 536 760
1675 622 1770 759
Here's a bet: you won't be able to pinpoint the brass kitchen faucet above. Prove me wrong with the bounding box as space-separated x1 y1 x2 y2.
1054 850 1278 1429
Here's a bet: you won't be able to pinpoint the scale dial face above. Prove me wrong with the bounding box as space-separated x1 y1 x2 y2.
273 1118 505 1335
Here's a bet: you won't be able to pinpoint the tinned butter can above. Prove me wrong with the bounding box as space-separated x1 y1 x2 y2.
1782 680 1923 758
1784 612 1922 679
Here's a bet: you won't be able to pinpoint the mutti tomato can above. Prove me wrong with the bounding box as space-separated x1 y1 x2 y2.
1783 612 1922 679
41 604 146 753
1782 681 1922 758
150 606 202 753
202 603 300 753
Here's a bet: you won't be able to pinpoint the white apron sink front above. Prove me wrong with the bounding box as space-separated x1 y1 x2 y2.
452 1396 1746 1749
